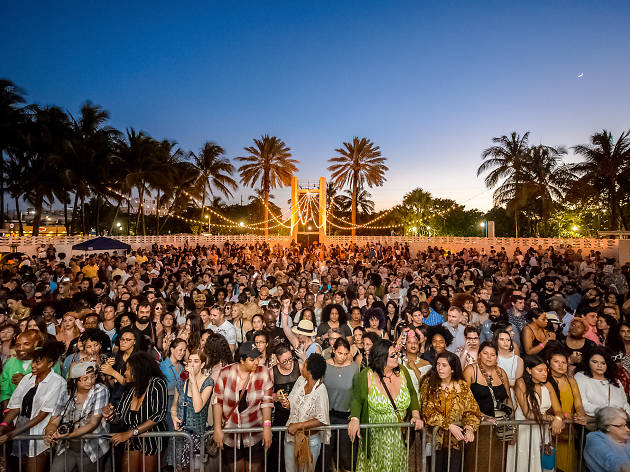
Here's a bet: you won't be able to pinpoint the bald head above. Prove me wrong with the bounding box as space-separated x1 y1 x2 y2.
15 329 41 361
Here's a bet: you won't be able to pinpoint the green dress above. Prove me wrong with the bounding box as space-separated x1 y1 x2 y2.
356 370 411 472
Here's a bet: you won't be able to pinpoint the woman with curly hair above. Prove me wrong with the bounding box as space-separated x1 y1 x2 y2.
349 339 422 472
317 304 351 349
202 331 233 382
363 307 388 340
421 324 455 366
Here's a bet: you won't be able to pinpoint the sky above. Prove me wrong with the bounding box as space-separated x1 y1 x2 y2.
2 0 630 213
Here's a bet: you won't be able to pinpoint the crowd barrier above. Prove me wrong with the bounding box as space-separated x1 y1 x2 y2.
1 420 591 472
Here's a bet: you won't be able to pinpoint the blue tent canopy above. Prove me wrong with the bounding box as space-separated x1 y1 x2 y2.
72 237 131 252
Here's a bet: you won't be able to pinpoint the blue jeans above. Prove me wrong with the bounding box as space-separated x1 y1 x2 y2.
284 435 321 472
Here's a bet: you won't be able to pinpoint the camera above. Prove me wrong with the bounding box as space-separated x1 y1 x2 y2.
58 422 75 435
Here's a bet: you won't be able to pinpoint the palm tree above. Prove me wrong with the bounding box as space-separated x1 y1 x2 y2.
237 135 298 236
478 132 530 237
63 102 120 235
149 139 186 234
191 142 238 218
0 79 26 228
116 128 159 235
328 137 388 237
337 187 375 217
27 106 72 235
157 161 200 234
2 154 27 235
571 130 630 230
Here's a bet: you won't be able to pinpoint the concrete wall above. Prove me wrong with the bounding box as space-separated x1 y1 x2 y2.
0 234 622 262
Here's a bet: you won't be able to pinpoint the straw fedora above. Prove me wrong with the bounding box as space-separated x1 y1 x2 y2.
292 319 317 337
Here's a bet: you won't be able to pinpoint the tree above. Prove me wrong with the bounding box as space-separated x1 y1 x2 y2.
116 128 159 235
63 102 120 235
0 79 26 228
191 142 237 218
337 187 375 217
328 137 388 237
478 132 530 237
570 130 630 230
237 135 298 237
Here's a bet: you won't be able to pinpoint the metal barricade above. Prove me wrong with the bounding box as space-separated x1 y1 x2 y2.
0 420 590 472
1 430 194 472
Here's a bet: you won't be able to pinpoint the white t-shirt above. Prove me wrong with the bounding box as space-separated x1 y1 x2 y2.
210 320 236 346
8 370 65 457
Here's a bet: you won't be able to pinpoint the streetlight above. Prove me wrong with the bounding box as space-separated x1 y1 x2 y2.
239 221 244 227
572 225 579 232
411 226 417 234
308 225 312 231
204 214 210 232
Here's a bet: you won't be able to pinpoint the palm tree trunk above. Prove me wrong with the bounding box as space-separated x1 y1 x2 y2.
155 189 160 235
81 195 86 235
126 193 131 236
70 192 80 235
109 197 121 234
15 197 23 236
63 199 69 235
264 184 269 238
32 195 43 236
514 211 519 238
351 177 357 238
135 187 142 234
96 193 101 235
0 153 4 230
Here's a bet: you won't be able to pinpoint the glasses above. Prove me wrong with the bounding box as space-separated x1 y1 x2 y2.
466 337 479 341
278 357 294 365
610 423 630 429
389 352 398 359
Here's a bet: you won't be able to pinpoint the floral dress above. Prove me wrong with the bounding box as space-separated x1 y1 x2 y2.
356 370 411 472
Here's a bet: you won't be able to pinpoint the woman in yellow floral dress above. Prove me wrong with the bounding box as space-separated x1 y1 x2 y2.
421 351 481 472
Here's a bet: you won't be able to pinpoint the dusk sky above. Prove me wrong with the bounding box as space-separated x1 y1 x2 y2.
3 1 629 213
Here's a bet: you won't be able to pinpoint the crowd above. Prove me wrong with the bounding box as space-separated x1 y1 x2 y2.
0 240 629 472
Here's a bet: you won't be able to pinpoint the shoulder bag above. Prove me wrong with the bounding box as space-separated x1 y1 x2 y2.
478 365 516 442
378 372 408 442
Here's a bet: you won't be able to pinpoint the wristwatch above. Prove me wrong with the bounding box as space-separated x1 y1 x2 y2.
133 428 139 436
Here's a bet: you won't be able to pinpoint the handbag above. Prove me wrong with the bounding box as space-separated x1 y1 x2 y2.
540 425 556 470
204 374 251 461
378 372 408 442
294 429 313 469
478 365 516 441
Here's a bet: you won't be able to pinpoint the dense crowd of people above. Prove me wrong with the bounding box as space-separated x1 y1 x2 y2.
0 240 629 472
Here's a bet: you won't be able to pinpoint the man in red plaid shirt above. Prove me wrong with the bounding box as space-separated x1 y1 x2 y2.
212 341 273 472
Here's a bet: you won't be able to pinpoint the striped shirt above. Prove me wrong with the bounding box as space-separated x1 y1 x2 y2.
213 363 273 448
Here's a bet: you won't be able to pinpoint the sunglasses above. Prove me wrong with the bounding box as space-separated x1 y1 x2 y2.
389 352 398 359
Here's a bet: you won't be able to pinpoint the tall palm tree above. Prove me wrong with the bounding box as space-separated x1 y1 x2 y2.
0 79 26 228
27 106 72 235
571 130 630 230
149 139 186 234
191 142 238 217
116 128 159 235
2 153 27 235
157 161 200 234
64 102 120 235
477 132 530 237
237 135 298 236
328 137 388 237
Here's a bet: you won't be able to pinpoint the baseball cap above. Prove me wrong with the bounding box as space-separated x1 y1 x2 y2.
238 341 262 360
69 361 96 379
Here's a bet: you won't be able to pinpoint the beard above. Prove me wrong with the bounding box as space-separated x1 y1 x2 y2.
138 315 151 324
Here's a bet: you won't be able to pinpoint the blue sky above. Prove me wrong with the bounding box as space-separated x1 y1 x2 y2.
3 1 629 212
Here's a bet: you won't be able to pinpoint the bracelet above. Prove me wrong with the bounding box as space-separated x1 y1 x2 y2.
0 422 7 427
554 416 563 422
263 420 271 427
539 343 544 349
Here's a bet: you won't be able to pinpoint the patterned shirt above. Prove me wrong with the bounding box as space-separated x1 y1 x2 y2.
213 363 273 447
420 379 481 450
422 309 444 327
53 383 110 463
